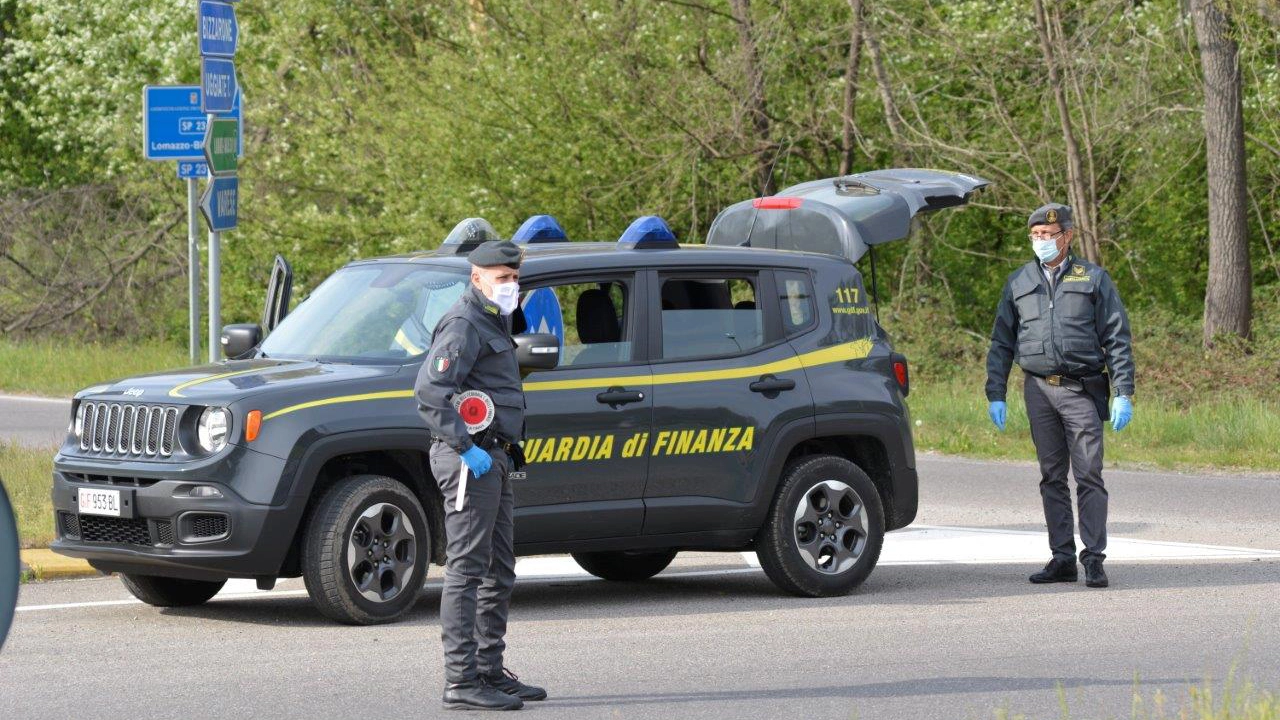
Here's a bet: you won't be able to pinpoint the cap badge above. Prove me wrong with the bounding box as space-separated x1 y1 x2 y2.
1046 208 1058 224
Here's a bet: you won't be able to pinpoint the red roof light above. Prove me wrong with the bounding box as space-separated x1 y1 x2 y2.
752 196 803 210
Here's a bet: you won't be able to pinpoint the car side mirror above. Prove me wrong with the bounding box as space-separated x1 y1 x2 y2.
221 324 262 360
514 333 560 371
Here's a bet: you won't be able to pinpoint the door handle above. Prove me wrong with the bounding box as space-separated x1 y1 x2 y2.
596 388 645 405
749 375 796 394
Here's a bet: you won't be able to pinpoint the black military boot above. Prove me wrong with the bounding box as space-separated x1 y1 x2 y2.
483 668 547 702
442 679 524 711
1083 557 1109 588
1029 557 1078 584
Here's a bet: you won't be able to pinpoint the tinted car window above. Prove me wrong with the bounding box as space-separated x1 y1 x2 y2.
777 270 815 335
518 279 633 367
660 276 762 360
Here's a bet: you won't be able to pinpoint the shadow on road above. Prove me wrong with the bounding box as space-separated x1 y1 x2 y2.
158 557 1280 628
546 675 1193 708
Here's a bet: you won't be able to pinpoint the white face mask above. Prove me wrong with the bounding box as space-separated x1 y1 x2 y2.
489 281 520 316
1032 238 1062 264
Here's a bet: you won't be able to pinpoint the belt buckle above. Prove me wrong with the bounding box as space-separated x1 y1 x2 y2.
1046 375 1061 386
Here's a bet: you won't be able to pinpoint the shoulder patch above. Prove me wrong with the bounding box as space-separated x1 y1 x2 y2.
432 356 451 374
1072 264 1086 276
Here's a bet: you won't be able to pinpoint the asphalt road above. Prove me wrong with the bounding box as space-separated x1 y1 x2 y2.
0 395 70 450
3 455 1278 719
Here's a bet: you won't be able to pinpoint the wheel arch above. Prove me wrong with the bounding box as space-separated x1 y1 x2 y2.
758 413 917 532
277 430 445 577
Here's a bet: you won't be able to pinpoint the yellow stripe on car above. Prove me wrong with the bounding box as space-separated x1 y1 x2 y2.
259 339 875 421
262 390 416 421
168 367 278 398
521 339 873 392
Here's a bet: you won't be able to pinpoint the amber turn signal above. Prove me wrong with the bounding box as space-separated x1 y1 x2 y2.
245 409 262 442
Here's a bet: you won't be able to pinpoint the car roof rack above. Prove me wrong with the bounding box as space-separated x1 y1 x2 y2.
617 216 678 250
511 215 568 244
435 217 503 256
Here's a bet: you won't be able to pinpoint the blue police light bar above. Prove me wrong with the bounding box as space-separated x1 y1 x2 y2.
617 216 678 249
511 215 567 244
436 217 503 255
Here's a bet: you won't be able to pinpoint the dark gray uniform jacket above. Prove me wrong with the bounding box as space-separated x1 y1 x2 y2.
986 255 1134 402
415 284 526 453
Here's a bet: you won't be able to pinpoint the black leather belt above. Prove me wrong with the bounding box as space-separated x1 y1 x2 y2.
1032 372 1103 392
431 435 517 455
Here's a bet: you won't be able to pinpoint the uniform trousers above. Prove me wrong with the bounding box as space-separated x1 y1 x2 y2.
1023 373 1108 562
428 441 516 683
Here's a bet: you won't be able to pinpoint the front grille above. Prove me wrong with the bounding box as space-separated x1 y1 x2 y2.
78 515 153 546
155 520 175 545
62 472 160 488
79 403 180 458
58 511 81 539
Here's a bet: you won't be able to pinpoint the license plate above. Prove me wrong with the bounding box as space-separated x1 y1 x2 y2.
78 487 122 517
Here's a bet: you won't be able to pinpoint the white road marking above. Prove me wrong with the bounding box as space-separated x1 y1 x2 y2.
17 526 1280 613
881 525 1280 565
0 393 70 405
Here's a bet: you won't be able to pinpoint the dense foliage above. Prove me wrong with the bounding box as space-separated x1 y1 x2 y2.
1 0 1277 344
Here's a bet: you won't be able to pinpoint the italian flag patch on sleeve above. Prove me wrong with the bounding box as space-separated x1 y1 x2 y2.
433 356 450 374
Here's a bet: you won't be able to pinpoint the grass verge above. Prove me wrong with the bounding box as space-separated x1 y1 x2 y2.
994 674 1279 719
909 370 1280 473
0 442 56 548
0 337 188 398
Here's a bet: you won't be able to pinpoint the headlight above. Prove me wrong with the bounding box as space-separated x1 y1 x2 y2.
72 403 84 438
197 407 231 453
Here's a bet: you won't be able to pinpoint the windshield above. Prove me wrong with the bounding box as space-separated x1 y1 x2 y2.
260 263 469 363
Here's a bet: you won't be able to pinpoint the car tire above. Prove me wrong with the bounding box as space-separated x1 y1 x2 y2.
755 454 884 597
120 574 226 607
301 474 430 625
571 550 678 581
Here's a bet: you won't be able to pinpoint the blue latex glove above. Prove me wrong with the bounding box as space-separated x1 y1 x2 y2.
460 445 492 477
988 400 1007 431
1110 396 1133 432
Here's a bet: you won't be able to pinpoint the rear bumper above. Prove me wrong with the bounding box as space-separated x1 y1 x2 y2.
49 468 300 582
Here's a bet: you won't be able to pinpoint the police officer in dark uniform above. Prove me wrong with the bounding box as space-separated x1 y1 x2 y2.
416 234 546 711
986 203 1134 589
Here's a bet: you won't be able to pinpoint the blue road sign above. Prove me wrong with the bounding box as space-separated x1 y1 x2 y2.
143 86 242 160
521 288 565 345
200 57 237 114
177 161 209 179
198 1 238 57
200 175 238 232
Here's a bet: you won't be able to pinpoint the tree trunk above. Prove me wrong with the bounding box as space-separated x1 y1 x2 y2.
1031 1 1098 264
1033 0 1100 265
865 28 904 162
728 0 776 196
839 0 866 176
1192 0 1252 345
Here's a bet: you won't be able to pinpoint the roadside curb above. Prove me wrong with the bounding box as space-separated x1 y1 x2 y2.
20 548 98 581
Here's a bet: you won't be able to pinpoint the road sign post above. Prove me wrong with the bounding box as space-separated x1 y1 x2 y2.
187 179 200 364
203 118 238 176
200 58 237 114
198 1 239 57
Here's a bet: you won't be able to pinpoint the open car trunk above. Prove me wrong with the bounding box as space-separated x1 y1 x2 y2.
705 168 990 263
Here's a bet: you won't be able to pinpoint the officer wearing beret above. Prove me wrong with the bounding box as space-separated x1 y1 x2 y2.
986 203 1134 589
416 235 546 710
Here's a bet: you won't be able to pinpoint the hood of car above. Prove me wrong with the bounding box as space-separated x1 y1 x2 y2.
74 359 403 404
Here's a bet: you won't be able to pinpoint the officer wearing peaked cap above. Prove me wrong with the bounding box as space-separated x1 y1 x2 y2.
416 236 546 710
986 203 1135 589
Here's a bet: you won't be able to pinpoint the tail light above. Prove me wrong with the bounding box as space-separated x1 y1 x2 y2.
890 353 910 397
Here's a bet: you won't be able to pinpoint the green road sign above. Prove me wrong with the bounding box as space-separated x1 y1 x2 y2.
203 118 238 176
